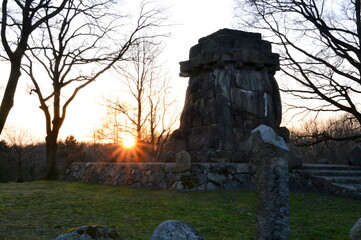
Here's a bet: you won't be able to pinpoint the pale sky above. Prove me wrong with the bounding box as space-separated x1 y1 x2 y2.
0 0 236 142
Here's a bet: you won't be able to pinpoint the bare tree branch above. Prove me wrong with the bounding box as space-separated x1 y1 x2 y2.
0 0 69 134
235 0 361 137
100 36 179 160
20 0 169 178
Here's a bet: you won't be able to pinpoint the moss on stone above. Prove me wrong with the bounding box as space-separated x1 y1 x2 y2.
180 175 199 189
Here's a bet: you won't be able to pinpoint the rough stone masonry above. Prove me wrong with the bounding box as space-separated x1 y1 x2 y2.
249 125 290 240
164 28 284 163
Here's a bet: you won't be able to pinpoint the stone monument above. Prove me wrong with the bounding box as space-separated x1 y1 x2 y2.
248 125 290 240
165 28 283 162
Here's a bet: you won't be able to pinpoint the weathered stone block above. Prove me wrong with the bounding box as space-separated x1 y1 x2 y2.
231 88 266 118
197 174 208 185
167 129 189 153
190 164 203 174
224 180 242 190
209 151 231 163
207 172 227 185
208 125 235 151
149 171 166 184
233 174 247 183
236 164 249 173
174 151 192 173
212 94 233 126
197 184 207 191
206 182 220 190
164 163 174 173
195 151 210 162
249 125 290 240
234 70 272 91
188 127 210 152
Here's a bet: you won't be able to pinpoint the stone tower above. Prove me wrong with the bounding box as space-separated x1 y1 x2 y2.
166 29 282 163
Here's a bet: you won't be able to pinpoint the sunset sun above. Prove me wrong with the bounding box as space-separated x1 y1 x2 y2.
122 135 136 149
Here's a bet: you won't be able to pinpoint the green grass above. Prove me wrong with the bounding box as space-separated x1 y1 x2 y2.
0 181 360 240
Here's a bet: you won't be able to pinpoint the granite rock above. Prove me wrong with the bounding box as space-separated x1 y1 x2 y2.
174 151 192 173
350 218 361 240
55 225 122 240
150 220 204 240
249 125 290 240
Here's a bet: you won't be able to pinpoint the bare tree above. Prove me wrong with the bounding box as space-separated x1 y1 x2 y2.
146 76 178 160
0 0 68 135
3 127 38 182
95 107 123 144
114 38 161 144
290 114 361 163
104 37 179 160
21 0 168 179
235 0 361 140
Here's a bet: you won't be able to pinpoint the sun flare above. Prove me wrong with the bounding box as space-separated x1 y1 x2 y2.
122 135 136 149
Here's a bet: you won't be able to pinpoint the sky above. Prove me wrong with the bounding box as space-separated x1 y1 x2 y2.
0 0 236 142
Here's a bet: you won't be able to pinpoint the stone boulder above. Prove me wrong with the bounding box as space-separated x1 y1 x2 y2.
150 220 204 240
55 225 122 240
348 145 361 166
350 218 361 240
174 151 192 173
249 125 289 152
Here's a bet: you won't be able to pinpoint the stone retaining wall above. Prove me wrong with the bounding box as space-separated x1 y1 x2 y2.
61 162 253 191
62 162 317 192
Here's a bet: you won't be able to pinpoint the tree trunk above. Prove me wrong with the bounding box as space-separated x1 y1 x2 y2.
137 98 142 144
0 60 22 134
45 132 59 180
17 156 24 183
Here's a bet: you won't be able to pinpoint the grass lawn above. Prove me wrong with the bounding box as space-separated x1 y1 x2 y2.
0 181 360 240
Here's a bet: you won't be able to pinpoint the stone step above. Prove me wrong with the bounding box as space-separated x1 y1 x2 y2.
330 183 361 192
312 175 361 184
301 164 361 171
300 169 361 177
328 183 361 200
291 164 361 200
